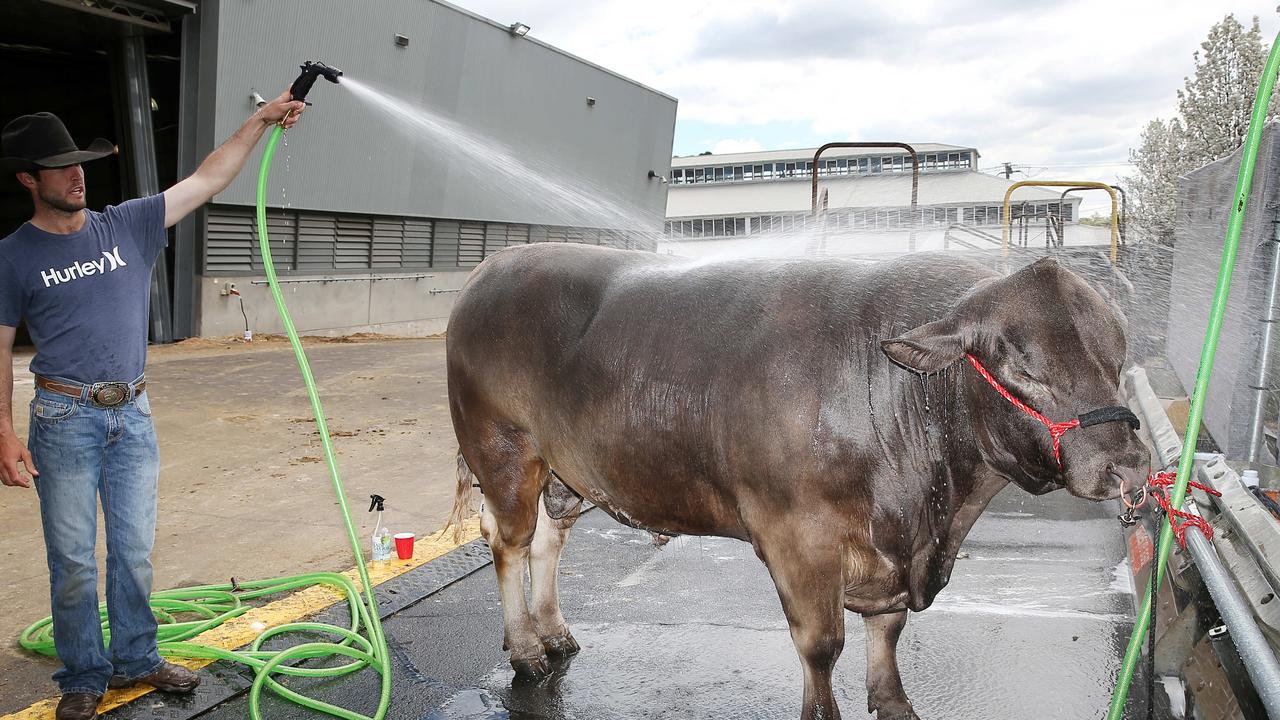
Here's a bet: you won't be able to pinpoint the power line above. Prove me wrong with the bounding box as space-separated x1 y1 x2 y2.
981 161 1134 172
1028 161 1135 168
983 158 1136 170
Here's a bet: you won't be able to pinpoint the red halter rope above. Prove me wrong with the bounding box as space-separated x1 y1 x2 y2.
964 353 1140 469
963 354 1217 546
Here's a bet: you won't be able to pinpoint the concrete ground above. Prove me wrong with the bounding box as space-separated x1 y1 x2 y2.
194 487 1158 720
0 336 460 714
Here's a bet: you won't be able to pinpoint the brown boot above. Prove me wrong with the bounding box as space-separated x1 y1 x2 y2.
55 693 100 720
107 662 200 693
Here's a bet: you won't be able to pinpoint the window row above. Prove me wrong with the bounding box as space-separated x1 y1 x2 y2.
663 202 1073 238
670 151 974 185
665 215 810 238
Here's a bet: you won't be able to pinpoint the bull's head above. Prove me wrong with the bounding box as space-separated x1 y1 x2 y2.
880 257 1149 501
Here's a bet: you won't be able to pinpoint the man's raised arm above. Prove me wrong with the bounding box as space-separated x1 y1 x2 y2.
162 89 305 229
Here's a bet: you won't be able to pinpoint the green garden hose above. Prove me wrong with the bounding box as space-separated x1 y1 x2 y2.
1106 29 1280 720
20 123 393 720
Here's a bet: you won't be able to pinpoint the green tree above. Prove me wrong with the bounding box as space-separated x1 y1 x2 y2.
1128 118 1189 241
1126 14 1279 243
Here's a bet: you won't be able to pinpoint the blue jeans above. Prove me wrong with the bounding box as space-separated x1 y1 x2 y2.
29 385 162 695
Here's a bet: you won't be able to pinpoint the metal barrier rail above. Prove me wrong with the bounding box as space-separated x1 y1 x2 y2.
943 222 1003 251
1126 366 1280 716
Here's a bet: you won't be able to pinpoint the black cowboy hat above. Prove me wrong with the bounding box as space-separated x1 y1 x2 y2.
1 112 115 174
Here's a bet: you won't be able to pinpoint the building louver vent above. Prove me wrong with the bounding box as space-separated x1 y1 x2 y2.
202 204 657 274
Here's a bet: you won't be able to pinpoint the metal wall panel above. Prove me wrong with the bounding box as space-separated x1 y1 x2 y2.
204 0 675 231
1167 125 1280 458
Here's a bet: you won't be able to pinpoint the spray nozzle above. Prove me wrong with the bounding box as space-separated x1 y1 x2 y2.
290 61 343 104
369 494 385 512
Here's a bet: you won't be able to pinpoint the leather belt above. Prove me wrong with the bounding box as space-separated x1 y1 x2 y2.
35 375 146 409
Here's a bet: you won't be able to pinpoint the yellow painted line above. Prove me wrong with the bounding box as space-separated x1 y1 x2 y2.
2 517 484 720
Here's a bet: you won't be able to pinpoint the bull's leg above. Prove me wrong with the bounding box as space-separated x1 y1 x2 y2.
759 541 845 720
863 611 919 720
471 437 550 680
528 483 581 656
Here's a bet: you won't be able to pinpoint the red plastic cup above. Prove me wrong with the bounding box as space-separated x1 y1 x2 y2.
394 532 415 560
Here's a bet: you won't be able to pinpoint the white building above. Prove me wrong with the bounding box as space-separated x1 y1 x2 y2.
663 144 1095 257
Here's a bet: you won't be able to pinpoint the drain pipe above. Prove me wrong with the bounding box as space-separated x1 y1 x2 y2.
1177 498 1280 716
1246 209 1280 464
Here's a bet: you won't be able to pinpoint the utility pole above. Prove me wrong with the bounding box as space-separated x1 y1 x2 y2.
1003 162 1014 179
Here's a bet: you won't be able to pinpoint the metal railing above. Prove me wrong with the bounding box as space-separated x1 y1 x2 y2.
811 142 920 251
1127 366 1280 716
1002 181 1119 262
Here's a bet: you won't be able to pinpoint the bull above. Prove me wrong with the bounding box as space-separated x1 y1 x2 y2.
446 243 1149 719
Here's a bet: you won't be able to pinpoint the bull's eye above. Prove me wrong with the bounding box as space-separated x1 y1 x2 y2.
1019 370 1045 385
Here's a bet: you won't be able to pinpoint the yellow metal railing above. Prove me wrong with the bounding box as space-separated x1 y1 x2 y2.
1001 180 1119 263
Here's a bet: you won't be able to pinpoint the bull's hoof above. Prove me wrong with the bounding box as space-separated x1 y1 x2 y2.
542 633 580 657
869 698 919 720
876 709 920 720
511 655 550 681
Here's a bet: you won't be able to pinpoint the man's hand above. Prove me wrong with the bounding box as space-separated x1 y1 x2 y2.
0 430 35 488
163 88 306 228
257 90 306 130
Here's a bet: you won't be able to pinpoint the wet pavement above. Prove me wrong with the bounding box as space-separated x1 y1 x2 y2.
185 483 1158 720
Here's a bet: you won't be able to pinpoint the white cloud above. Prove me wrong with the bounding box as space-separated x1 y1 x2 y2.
459 1 1279 216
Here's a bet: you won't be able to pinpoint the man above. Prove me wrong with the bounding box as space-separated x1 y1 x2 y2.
0 91 304 720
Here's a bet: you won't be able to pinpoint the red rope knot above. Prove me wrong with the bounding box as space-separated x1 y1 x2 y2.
1146 471 1221 549
1046 419 1080 465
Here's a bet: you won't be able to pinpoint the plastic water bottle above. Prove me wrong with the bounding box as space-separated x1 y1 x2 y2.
1242 469 1261 488
369 494 392 561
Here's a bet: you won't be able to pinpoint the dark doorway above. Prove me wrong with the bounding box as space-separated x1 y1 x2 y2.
0 0 189 347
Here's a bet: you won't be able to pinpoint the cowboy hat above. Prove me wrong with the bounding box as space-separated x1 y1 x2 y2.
1 112 115 174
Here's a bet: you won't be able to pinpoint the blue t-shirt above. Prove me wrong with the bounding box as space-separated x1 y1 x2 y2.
0 194 167 384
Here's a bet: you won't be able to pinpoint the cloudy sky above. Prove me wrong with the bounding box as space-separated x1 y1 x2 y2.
459 0 1278 216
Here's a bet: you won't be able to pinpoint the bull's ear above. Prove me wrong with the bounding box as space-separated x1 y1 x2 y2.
881 319 965 374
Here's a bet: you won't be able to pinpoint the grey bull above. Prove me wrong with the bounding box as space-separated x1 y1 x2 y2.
446 244 1149 720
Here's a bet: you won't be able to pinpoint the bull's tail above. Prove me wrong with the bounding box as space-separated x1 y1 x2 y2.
445 449 478 544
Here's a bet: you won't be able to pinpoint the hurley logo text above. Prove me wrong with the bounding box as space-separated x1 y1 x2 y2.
41 246 128 288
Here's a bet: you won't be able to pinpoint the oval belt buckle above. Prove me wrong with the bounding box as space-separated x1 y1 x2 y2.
93 383 128 407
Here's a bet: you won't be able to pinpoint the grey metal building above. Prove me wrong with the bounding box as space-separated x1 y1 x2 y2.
1 0 676 340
